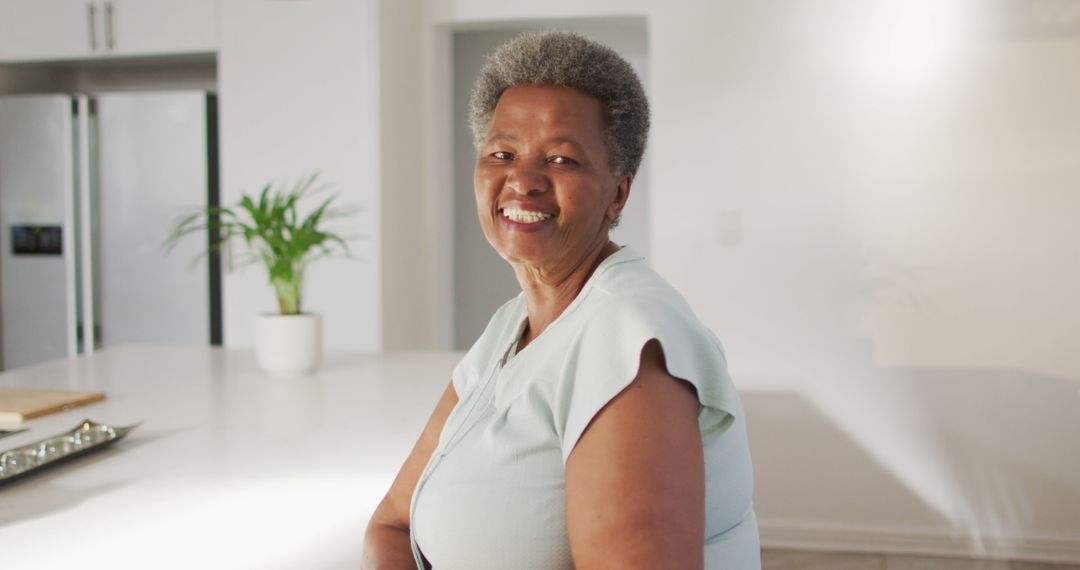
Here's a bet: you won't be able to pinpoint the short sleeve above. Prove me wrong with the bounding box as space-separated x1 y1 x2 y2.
554 295 739 463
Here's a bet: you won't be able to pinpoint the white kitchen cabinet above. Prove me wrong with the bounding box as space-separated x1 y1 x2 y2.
0 0 93 62
0 0 217 63
104 0 217 58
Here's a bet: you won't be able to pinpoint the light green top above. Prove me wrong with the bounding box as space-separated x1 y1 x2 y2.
410 247 760 569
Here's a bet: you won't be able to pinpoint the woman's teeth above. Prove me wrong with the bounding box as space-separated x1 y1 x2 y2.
502 207 554 224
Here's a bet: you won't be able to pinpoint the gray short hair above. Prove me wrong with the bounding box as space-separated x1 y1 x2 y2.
469 30 650 177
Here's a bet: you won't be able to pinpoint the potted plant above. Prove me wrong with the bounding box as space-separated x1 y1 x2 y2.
166 173 356 374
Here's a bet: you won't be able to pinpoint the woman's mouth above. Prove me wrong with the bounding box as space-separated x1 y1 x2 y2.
500 207 554 225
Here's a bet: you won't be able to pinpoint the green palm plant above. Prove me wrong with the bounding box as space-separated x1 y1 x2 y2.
165 173 357 315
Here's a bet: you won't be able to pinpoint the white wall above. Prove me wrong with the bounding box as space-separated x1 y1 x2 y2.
379 0 440 350
0 58 216 96
68 58 216 93
0 65 67 93
218 0 381 351
413 0 1080 561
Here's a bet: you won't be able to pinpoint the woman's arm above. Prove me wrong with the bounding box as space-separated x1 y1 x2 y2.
362 380 459 570
565 339 706 569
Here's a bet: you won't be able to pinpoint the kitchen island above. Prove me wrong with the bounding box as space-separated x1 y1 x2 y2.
0 345 458 569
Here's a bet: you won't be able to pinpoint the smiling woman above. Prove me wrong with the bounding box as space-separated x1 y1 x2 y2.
362 31 759 570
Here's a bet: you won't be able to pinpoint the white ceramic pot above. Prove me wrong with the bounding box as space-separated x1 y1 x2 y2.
255 313 322 374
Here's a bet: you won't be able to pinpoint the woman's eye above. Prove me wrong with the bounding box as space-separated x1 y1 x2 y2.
549 155 578 166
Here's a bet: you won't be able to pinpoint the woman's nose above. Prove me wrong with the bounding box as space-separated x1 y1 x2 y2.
505 162 550 195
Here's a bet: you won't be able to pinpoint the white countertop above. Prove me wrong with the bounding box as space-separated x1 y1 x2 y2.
6 345 1080 565
0 345 459 570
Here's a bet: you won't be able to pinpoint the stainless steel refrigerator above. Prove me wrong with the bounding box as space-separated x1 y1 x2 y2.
0 91 221 371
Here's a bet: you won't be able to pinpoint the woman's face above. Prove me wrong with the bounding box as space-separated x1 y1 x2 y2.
474 85 630 277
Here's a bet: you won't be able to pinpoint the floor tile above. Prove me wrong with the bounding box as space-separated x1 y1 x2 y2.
761 548 1080 570
762 548 886 570
1011 563 1080 570
886 554 1011 570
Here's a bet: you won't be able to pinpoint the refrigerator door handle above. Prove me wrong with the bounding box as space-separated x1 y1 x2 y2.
76 95 96 354
63 100 80 357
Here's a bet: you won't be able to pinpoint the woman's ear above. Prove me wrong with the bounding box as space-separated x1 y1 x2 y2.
608 174 633 223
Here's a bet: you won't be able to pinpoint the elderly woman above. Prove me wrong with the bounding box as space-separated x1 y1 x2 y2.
363 31 759 569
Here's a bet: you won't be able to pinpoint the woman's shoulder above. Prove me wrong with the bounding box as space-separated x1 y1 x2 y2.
489 293 527 325
582 254 703 333
452 294 525 393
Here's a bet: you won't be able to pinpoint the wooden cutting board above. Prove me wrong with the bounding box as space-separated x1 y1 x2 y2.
0 388 105 427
